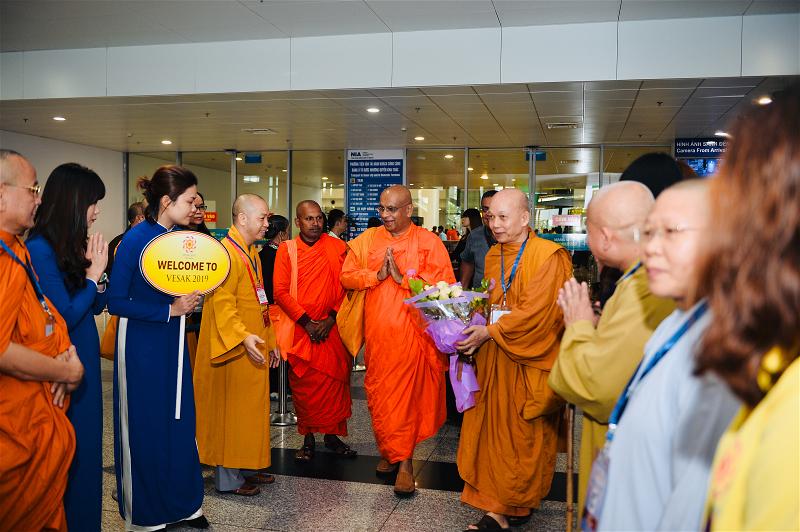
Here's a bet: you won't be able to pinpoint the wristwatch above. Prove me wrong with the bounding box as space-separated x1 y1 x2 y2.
97 273 109 286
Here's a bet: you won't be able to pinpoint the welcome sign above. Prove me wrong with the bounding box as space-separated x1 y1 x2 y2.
140 231 231 296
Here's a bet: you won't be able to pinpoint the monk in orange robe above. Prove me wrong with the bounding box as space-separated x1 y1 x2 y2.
457 188 572 530
0 150 84 531
341 185 455 496
273 200 355 461
194 194 280 496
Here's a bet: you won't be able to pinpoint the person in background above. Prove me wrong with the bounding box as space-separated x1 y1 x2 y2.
273 201 355 463
598 152 684 308
326 208 347 240
108 165 207 530
459 190 498 288
367 217 382 229
341 185 454 496
438 225 447 241
446 226 458 240
456 189 572 530
186 192 211 236
0 150 84 531
107 201 144 276
259 214 290 397
547 182 674 519
699 86 799 530
194 194 280 497
27 162 109 532
452 208 481 267
589 181 739 531
431 225 438 234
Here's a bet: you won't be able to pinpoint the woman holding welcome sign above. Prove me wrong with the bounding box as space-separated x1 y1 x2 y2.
108 165 208 530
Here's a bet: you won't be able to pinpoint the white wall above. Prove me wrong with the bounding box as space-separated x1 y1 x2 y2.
2 13 797 101
0 129 125 240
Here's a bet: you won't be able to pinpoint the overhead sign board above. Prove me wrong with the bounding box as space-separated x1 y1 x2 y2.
346 149 404 238
674 138 728 158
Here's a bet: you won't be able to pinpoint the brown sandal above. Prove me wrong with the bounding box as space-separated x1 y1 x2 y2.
376 458 398 475
294 444 314 463
218 482 260 497
244 472 275 485
393 470 415 496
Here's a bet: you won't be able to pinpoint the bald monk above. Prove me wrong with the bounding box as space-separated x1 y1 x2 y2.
456 188 572 530
0 149 84 531
548 182 675 517
194 194 280 496
341 185 455 495
273 200 355 462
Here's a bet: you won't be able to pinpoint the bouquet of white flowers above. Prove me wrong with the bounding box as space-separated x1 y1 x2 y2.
404 273 493 412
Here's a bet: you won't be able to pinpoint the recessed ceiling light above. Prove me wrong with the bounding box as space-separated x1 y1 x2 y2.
444 154 454 159
322 176 328 180
235 156 243 161
414 136 425 141
467 167 474 171
161 139 172 145
367 107 380 113
757 96 772 105
282 169 287 172
493 183 499 186
409 183 414 186
512 178 516 182
714 130 731 138
52 116 66 121
480 174 489 180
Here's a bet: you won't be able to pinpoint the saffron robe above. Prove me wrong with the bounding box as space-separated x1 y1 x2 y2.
457 234 572 515
273 234 351 435
108 221 204 530
0 231 75 532
194 224 276 470
341 224 455 462
548 263 674 515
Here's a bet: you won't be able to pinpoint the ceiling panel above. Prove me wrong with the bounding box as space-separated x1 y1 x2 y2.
745 0 800 15
620 0 751 20
240 0 388 37
494 0 621 26
2 76 797 152
365 1 498 32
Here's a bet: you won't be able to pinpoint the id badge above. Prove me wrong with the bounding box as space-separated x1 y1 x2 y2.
256 285 268 305
581 443 611 532
490 304 511 324
45 313 55 337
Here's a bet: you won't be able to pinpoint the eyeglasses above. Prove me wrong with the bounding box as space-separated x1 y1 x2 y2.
377 202 410 214
480 206 490 213
6 183 42 196
638 225 702 243
196 204 208 211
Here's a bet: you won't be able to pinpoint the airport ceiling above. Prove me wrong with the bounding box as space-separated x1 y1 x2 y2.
1 0 798 52
1 76 797 153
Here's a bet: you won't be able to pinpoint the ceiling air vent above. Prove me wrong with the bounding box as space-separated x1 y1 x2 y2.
241 128 277 135
546 122 580 129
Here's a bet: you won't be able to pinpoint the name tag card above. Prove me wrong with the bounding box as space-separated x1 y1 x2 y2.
490 304 511 324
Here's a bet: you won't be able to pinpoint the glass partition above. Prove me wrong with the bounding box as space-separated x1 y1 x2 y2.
236 151 289 219
181 152 234 229
406 149 465 234
128 152 176 204
601 146 673 185
291 151 345 228
467 149 529 210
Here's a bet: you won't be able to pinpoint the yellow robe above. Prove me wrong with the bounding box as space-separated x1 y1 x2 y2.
457 234 573 515
548 263 674 514
194 225 277 470
705 353 799 531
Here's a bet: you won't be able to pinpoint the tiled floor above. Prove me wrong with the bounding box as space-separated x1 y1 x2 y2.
100 361 579 531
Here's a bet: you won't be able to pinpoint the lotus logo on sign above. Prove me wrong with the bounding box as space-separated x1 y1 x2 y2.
140 231 231 296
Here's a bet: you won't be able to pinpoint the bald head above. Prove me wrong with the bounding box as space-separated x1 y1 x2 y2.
0 149 31 185
488 188 530 244
586 181 655 270
379 185 414 236
232 193 269 245
295 200 324 243
587 181 654 229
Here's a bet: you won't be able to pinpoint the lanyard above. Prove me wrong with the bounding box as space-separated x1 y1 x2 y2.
226 235 260 277
606 300 708 442
616 261 642 285
500 235 529 305
226 236 264 304
0 239 55 321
